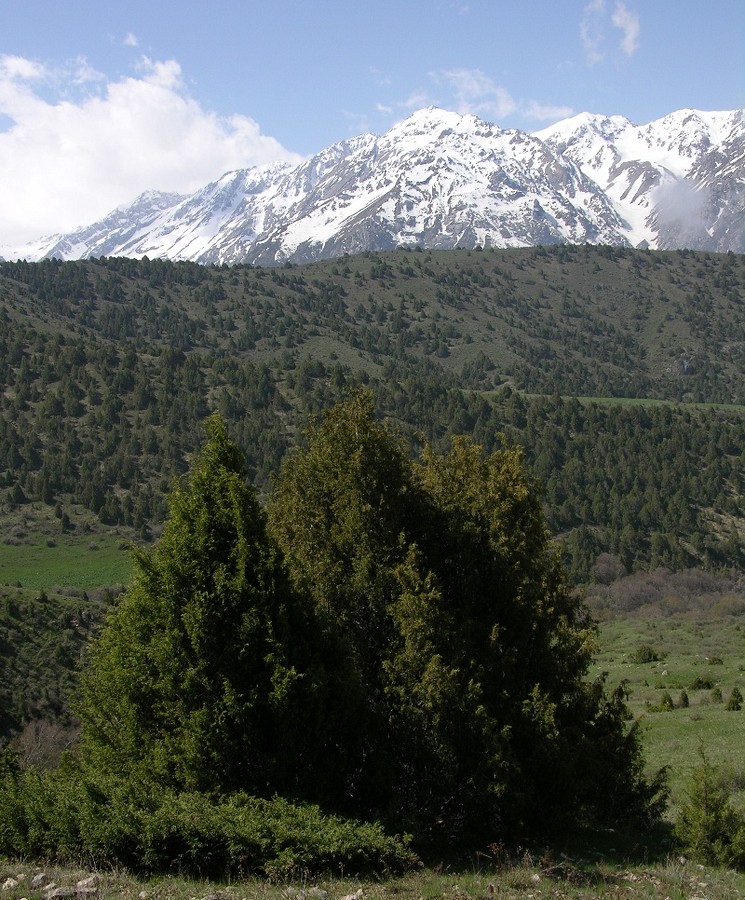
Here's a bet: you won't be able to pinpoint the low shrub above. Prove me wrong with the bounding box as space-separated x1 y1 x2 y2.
726 686 743 711
629 644 660 664
0 754 417 878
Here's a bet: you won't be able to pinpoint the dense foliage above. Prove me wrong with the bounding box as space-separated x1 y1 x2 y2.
74 415 329 800
0 397 666 870
0 588 107 740
267 393 666 838
0 750 415 878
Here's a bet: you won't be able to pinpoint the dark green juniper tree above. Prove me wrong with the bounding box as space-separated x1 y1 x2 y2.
266 389 435 820
267 390 666 839
76 414 324 801
0 396 668 872
72 395 665 847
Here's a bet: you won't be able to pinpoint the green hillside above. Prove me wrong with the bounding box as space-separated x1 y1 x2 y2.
0 245 741 581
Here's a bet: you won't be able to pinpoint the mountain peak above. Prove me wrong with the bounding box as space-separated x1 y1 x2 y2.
390 106 500 139
535 111 634 143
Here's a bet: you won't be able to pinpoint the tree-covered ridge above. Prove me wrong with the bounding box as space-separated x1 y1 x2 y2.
496 396 745 579
0 247 742 579
3 245 744 400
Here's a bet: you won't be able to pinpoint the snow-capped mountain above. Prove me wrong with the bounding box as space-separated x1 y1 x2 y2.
6 106 744 264
536 108 744 251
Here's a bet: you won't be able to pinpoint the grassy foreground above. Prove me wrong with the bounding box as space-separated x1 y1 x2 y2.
3 853 745 900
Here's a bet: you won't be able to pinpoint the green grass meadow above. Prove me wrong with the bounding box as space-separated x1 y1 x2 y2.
594 616 745 814
0 503 134 592
0 535 132 592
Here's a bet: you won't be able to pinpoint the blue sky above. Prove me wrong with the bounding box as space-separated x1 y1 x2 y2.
1 0 743 247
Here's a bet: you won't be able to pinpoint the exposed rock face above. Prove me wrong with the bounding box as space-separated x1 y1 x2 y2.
537 108 744 253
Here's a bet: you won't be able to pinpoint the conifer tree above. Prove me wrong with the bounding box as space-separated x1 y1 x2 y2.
76 415 321 799
267 390 666 837
266 391 418 814
675 745 745 868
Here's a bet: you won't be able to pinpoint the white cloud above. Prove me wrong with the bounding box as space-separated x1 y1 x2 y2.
612 1 640 55
580 0 640 63
369 66 392 88
437 68 517 119
425 69 571 125
0 54 302 249
522 101 575 122
1 55 45 81
70 55 104 87
400 88 435 113
580 0 606 64
366 68 573 136
123 32 139 48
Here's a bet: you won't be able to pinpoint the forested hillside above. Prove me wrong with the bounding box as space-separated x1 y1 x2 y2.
0 245 743 583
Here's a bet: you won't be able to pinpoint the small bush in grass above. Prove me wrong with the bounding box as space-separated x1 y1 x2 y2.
726 686 743 711
646 690 677 713
629 644 660 664
711 687 723 703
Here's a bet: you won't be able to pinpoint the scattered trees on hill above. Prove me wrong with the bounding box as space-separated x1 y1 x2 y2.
1 251 744 578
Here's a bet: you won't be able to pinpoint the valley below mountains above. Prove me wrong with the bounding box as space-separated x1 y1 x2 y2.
5 106 744 264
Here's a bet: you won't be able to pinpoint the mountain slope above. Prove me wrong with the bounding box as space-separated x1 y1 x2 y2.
6 106 744 264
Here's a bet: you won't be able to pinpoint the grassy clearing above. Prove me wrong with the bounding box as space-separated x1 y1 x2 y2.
0 535 132 591
568 396 745 413
595 616 745 814
0 502 133 592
